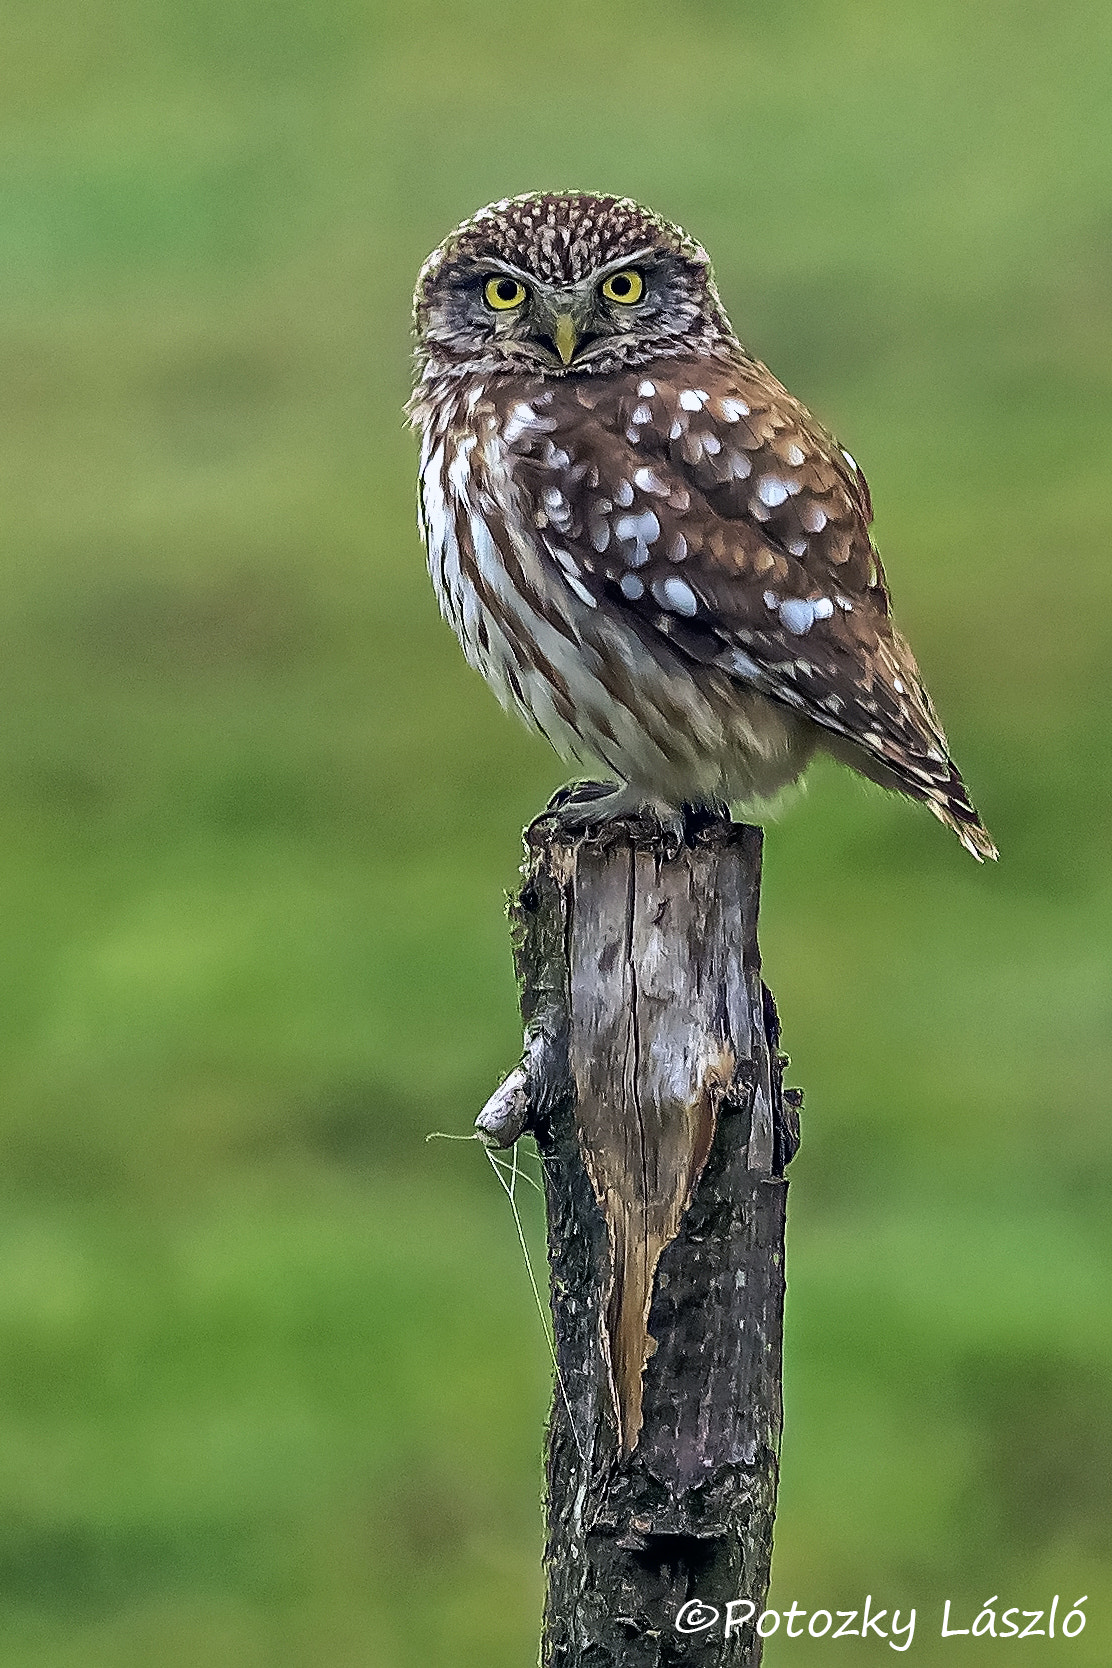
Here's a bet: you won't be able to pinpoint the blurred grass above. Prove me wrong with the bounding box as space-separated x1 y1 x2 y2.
0 0 1109 1661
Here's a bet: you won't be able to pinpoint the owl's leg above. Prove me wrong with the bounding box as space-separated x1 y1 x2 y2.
532 781 728 855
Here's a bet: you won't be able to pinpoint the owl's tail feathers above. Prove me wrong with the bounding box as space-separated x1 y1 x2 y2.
894 752 998 861
925 788 999 862
825 733 998 860
894 746 998 861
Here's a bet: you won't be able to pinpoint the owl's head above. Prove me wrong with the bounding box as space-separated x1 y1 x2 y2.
413 192 735 378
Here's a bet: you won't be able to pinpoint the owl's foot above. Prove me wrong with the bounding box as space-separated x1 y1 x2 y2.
530 781 729 857
544 779 621 816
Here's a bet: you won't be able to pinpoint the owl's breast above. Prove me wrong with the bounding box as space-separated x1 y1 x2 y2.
414 373 817 806
417 388 606 764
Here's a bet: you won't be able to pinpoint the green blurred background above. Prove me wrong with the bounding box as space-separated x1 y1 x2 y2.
0 0 1109 1662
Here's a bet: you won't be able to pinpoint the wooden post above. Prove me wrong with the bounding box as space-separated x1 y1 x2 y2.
477 810 799 1667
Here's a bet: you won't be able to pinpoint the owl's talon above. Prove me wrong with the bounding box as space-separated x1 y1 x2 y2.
658 817 683 860
529 784 718 856
681 798 732 841
543 779 621 814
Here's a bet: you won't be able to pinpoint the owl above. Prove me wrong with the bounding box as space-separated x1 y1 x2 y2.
408 192 997 860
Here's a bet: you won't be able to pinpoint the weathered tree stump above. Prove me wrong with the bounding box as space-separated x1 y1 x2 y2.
478 810 799 1667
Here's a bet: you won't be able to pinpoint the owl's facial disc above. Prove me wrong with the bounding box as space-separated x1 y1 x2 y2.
413 195 735 376
522 281 613 367
527 254 651 367
467 252 664 370
553 313 578 366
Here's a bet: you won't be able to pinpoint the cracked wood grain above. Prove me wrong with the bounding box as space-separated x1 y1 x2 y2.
500 813 798 1667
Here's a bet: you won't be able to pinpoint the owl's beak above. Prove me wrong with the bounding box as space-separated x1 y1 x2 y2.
553 313 579 366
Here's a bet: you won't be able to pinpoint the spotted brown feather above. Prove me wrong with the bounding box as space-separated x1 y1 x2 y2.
410 193 997 859
504 359 961 778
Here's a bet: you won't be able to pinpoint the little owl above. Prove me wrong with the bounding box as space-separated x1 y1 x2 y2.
409 192 996 859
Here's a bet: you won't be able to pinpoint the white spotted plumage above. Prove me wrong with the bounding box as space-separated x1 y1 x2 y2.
410 192 997 858
418 390 812 807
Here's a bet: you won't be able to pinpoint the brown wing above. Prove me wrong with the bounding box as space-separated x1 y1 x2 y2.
491 352 995 855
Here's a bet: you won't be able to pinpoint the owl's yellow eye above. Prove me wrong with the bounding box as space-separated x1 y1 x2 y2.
484 276 528 310
600 269 644 304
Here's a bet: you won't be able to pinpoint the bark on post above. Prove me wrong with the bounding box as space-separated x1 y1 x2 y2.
477 811 799 1668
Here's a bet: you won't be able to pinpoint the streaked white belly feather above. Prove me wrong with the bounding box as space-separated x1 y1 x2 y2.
419 424 813 806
